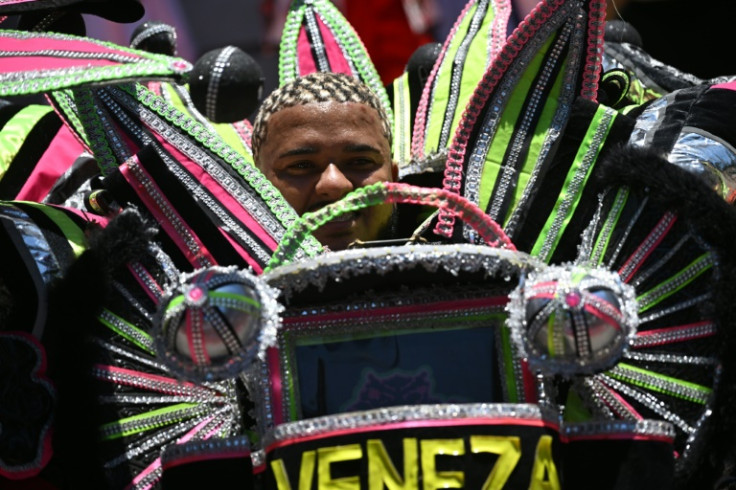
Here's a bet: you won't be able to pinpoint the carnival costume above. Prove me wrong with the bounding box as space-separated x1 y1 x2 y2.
1 0 736 489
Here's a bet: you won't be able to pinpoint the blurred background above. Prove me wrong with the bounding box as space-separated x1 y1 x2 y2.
80 0 731 104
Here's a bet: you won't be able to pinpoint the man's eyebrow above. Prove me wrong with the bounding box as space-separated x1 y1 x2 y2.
277 146 317 159
344 143 382 154
277 144 382 159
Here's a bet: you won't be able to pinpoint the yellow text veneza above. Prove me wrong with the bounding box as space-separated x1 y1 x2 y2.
269 435 560 489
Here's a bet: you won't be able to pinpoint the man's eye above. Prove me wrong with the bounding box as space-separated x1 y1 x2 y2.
287 161 314 171
349 158 378 168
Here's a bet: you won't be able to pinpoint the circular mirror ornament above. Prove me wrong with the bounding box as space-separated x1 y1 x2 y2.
154 266 282 382
507 264 639 376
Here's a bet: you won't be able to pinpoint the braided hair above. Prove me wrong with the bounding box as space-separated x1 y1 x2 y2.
251 72 392 163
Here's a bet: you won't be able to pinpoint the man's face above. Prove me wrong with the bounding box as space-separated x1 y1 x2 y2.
256 101 398 251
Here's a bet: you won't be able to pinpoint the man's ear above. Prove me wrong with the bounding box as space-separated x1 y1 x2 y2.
391 161 398 182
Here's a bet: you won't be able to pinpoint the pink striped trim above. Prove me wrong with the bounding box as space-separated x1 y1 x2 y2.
187 310 210 366
633 321 716 348
385 181 515 249
582 302 622 331
599 379 643 419
126 416 221 490
580 0 606 101
93 364 202 392
119 156 216 268
1 36 144 57
0 56 121 74
560 431 673 444
618 212 676 284
0 0 42 5
232 120 253 148
152 131 279 253
220 230 263 274
127 262 165 303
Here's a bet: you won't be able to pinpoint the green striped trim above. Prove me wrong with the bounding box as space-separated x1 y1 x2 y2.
502 56 566 226
0 105 54 176
530 105 617 260
278 0 393 128
608 363 711 404
166 290 261 313
392 72 412 166
70 87 119 175
637 253 714 312
590 187 629 266
424 1 495 156
49 89 92 149
100 403 202 439
477 40 551 215
98 308 155 355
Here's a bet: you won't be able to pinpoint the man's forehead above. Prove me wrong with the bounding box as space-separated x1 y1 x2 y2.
264 102 386 141
273 100 381 120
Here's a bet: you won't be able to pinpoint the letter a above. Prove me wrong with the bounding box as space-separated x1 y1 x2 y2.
529 436 560 490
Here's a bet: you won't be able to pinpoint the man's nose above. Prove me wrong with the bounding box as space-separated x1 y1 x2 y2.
314 163 354 200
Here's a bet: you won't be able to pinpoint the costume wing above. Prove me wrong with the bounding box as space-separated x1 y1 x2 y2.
435 0 606 248
410 0 512 170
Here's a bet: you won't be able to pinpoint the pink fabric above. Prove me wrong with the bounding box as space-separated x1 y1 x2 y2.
712 81 736 91
520 358 537 403
57 206 109 228
0 57 119 74
297 27 317 76
1 36 142 56
317 14 351 75
16 124 86 202
267 347 284 425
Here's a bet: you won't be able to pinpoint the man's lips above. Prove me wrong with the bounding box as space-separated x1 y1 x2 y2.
328 211 359 223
